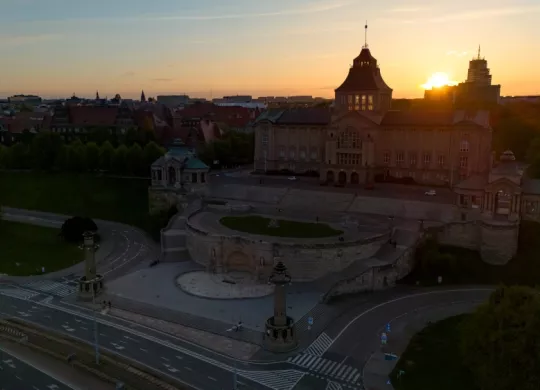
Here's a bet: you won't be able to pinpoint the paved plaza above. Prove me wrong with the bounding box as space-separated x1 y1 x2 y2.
105 262 321 331
177 271 275 299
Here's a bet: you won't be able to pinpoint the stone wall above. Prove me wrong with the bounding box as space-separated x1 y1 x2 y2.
479 221 519 265
430 220 519 265
323 244 417 300
185 215 389 282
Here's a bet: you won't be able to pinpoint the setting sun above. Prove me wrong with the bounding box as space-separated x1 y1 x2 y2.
421 72 458 90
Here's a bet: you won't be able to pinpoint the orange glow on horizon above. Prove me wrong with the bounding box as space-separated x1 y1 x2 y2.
421 72 458 90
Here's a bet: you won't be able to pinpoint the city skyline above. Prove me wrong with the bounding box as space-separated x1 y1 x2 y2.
1 0 540 99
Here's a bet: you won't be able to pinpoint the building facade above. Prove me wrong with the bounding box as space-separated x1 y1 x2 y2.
253 44 493 187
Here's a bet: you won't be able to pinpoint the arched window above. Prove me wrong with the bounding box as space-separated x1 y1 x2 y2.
460 140 469 152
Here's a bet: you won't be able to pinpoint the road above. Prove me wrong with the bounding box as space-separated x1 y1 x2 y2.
0 348 73 390
209 171 455 204
0 286 493 390
1 207 157 297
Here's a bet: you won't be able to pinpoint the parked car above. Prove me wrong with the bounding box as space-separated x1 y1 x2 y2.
288 176 298 181
424 189 437 196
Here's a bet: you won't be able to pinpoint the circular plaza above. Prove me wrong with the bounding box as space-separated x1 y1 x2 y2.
185 206 391 284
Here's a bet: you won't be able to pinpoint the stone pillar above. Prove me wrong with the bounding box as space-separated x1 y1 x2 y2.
83 231 97 280
263 261 297 353
78 231 104 302
273 283 286 326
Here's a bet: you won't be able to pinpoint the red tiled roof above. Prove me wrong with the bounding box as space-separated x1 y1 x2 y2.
68 106 118 126
175 103 255 128
381 110 455 126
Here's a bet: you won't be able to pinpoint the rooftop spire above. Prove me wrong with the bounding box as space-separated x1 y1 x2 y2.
363 21 369 48
477 45 481 60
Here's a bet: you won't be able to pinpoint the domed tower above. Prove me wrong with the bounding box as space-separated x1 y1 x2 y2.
334 24 392 114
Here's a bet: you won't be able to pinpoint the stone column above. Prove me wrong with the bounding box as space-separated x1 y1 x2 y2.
83 231 97 280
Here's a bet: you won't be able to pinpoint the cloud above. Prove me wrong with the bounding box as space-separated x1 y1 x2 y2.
0 33 61 46
130 0 352 22
377 5 540 24
118 71 135 78
152 78 173 82
446 50 469 57
388 7 429 13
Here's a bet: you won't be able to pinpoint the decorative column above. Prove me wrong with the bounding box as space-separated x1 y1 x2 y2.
263 261 298 353
78 231 105 302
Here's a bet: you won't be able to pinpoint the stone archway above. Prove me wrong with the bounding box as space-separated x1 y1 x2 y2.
350 172 359 184
338 171 346 185
226 251 252 273
326 170 335 183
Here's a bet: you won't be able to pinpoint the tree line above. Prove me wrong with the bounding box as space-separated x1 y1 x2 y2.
197 129 254 168
0 132 165 177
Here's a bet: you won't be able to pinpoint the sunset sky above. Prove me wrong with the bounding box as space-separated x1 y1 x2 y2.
1 0 539 99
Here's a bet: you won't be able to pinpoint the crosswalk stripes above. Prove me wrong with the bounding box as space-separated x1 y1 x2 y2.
20 280 77 297
287 354 361 385
239 369 305 390
326 381 343 390
0 288 41 301
304 332 333 356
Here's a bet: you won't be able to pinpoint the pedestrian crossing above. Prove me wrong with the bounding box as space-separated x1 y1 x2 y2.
20 280 77 297
304 332 333 356
239 369 305 390
326 381 343 390
287 354 361 385
0 288 41 301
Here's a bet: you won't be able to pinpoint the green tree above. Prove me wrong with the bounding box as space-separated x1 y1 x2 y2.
126 143 143 176
66 139 87 172
142 141 165 173
85 142 100 171
30 132 63 170
111 144 128 174
525 137 540 163
98 141 114 171
461 286 540 390
54 144 69 170
10 142 30 169
0 145 12 168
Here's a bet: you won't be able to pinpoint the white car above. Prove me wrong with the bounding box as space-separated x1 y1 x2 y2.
288 176 298 181
424 189 437 196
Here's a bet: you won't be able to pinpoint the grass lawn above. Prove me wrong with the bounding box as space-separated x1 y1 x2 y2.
0 171 150 228
219 215 343 238
0 220 84 276
390 314 478 390
400 221 540 287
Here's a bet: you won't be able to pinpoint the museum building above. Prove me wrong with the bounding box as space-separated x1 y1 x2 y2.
252 43 492 187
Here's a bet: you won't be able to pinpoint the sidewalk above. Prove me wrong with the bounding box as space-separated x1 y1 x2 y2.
362 300 482 390
0 339 113 389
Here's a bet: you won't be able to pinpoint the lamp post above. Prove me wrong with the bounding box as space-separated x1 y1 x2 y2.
92 290 100 365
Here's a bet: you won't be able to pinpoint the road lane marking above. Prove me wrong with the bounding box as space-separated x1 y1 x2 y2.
140 348 148 352
330 288 493 351
161 357 170 361
184 366 193 371
208 376 217 381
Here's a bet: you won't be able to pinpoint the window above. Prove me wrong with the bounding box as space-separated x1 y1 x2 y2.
201 173 206 183
396 151 404 165
337 153 361 165
157 170 162 180
361 95 367 111
310 150 318 160
338 129 360 149
368 95 374 111
395 171 402 178
409 152 417 166
460 140 469 152
354 95 360 111
261 130 268 145
438 155 445 167
383 152 390 164
460 156 468 168
279 148 285 158
289 149 296 159
191 173 197 183
423 153 431 165
299 150 306 159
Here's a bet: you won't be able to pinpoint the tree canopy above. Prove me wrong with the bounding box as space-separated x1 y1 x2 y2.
461 285 540 390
